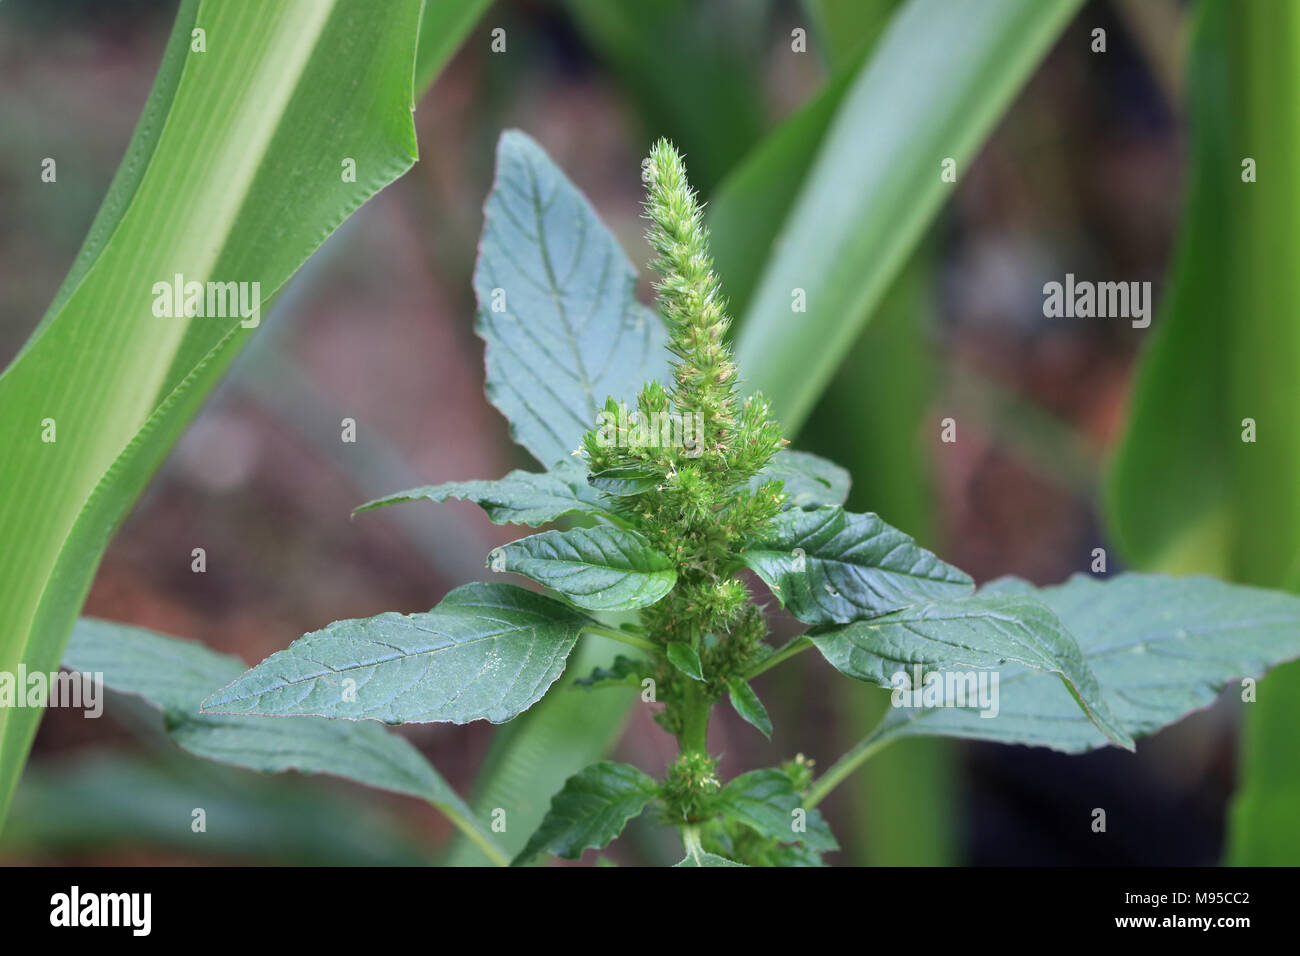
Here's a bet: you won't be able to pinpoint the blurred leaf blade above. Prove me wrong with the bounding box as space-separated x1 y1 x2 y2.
734 0 1083 431
0 0 448 827
1099 0 1300 864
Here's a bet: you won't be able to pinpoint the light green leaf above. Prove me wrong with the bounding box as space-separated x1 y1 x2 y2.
512 761 659 865
740 506 972 624
754 449 851 511
666 642 705 682
735 0 1084 431
674 850 746 867
62 616 505 864
860 574 1300 753
810 591 1134 750
354 461 616 526
727 680 773 738
588 465 661 496
201 582 590 725
475 130 668 467
716 769 839 853
496 526 676 611
0 0 436 825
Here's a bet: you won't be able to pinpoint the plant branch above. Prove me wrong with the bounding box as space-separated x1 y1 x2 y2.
582 623 659 654
744 635 813 680
804 727 898 809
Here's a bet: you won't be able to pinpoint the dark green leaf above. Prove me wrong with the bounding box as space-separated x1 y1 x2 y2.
475 130 668 467
573 655 648 691
754 449 851 510
716 769 839 853
809 591 1133 749
512 761 659 865
201 583 590 725
727 680 773 738
354 461 615 526
63 618 504 861
855 574 1300 753
495 526 676 611
666 642 705 682
740 506 972 624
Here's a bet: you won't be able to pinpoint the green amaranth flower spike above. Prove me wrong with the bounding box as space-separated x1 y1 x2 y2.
581 140 785 764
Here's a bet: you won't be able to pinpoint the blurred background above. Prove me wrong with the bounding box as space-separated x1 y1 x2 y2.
0 0 1266 865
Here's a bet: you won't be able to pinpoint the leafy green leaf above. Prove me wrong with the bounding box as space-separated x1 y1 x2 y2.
859 574 1300 753
62 617 505 863
495 526 676 611
588 465 661 496
754 449 851 510
809 591 1134 749
512 761 659 865
740 506 972 624
727 680 773 738
667 643 705 682
573 655 648 691
716 769 839 853
674 850 746 867
354 461 616 526
201 583 590 725
475 130 668 468
0 0 432 827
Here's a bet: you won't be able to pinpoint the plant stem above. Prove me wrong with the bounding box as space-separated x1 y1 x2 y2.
582 623 659 654
677 680 711 753
803 731 898 809
744 635 813 680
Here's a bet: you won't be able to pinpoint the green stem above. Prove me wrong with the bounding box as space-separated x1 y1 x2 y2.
582 623 659 654
678 680 711 753
744 635 813 680
804 731 898 809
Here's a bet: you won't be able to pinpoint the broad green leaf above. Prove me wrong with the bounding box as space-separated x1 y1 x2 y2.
734 0 1084 431
666 643 705 682
809 591 1134 750
574 655 648 691
716 769 839 853
740 506 972 624
588 465 661 496
0 0 438 826
62 617 505 863
475 130 668 468
354 461 616 526
727 680 773 739
754 449 851 511
803 0 898 73
859 574 1300 754
512 760 659 866
202 583 590 725
496 526 676 611
674 850 746 867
